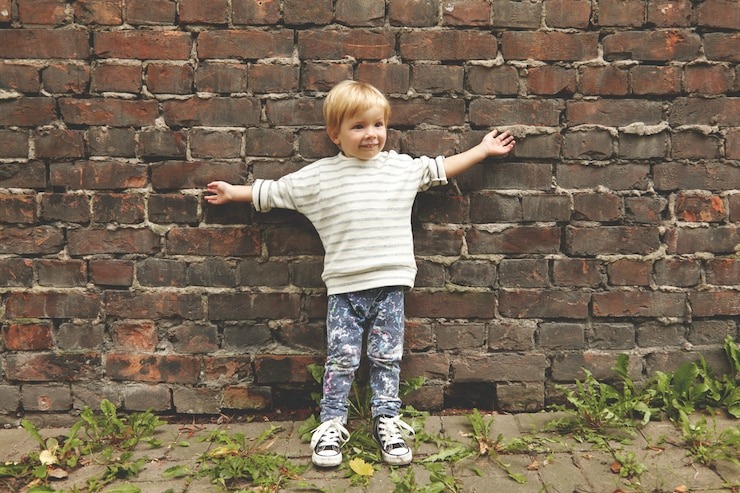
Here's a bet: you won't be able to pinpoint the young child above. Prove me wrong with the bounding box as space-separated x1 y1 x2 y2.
205 80 515 467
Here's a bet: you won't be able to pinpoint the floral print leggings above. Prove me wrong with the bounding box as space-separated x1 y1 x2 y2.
320 286 405 423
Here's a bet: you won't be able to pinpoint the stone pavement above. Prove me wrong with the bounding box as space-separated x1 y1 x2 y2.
2 412 738 492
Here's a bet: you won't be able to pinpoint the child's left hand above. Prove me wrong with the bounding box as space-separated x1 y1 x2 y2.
481 129 515 157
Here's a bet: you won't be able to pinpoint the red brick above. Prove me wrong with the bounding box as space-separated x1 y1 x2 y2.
90 259 134 287
86 127 136 157
67 228 160 255
630 65 681 95
335 0 385 26
92 193 146 224
60 98 158 127
107 354 199 384
232 0 280 24
675 193 727 223
578 65 629 96
40 193 90 223
198 30 293 59
526 65 576 95
522 194 570 221
163 97 260 126
545 0 591 28
3 323 54 351
95 31 191 59
597 0 645 26
553 259 603 288
401 129 457 157
6 292 100 319
0 98 56 126
0 129 29 158
284 0 333 25
466 65 518 95
669 97 740 126
567 226 660 255
567 99 662 126
179 0 228 23
191 129 243 159
0 258 34 287
594 291 687 318
401 30 497 60
0 194 36 223
299 30 395 60
728 129 740 160
0 29 89 59
145 63 193 94
209 292 301 319
666 226 740 254
690 291 740 317
222 385 271 410
74 0 122 25
92 63 142 93
500 289 590 319
471 98 563 126
603 30 701 61
467 226 560 254
250 64 299 93
0 62 40 92
167 227 260 256
607 259 652 286
563 130 614 159
33 129 85 158
412 65 463 94
442 0 490 25
0 226 63 254
706 259 740 286
684 64 734 95
0 0 10 22
499 259 547 287
730 194 740 222
502 31 598 61
265 98 323 126
195 62 248 93
139 130 187 158
573 192 622 222
624 196 667 223
390 0 439 26
36 259 87 287
203 355 252 383
491 0 542 28
125 0 176 24
704 33 740 63
18 0 67 25
358 63 411 94
672 130 721 159
151 161 243 189
50 161 147 189
647 0 692 27
404 291 493 318
245 128 293 157
105 291 203 319
697 0 740 29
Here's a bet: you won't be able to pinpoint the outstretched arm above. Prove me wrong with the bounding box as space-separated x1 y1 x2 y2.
444 129 515 179
205 181 253 204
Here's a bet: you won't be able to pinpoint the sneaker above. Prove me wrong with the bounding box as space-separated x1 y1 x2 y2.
373 414 415 465
310 418 350 467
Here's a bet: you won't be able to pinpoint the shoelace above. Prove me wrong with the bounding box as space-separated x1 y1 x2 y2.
376 415 415 450
310 418 350 453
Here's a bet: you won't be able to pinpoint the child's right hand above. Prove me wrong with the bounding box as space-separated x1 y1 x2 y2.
204 181 233 205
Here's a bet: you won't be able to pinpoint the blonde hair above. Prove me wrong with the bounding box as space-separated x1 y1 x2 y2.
323 80 391 136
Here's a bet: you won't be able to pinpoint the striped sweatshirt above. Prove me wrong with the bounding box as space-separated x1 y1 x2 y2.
252 151 448 295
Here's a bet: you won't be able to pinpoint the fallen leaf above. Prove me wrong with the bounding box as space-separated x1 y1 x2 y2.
527 460 539 471
39 450 58 466
673 486 688 493
349 457 374 477
47 466 69 479
610 461 622 474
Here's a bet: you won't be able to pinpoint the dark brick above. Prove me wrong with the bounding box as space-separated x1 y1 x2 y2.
0 29 89 59
526 65 576 96
603 31 701 61
254 355 322 384
34 129 85 159
706 259 740 286
593 291 687 318
198 30 293 59
250 64 299 93
95 31 190 59
74 0 122 25
499 259 549 288
111 321 158 351
502 31 598 61
0 98 56 126
167 227 259 256
145 63 193 94
68 228 159 255
5 353 102 381
406 291 495 318
86 127 136 157
390 0 439 26
491 0 543 28
0 62 39 93
163 97 261 126
122 384 171 412
466 65 519 95
467 227 561 255
557 163 649 190
245 128 293 157
453 353 547 382
704 33 740 63
125 0 176 24
0 258 34 287
107 354 199 384
22 385 71 412
539 322 585 350
105 291 203 319
499 289 590 319
607 259 652 287
149 194 199 224
647 0 692 27
522 195 571 222
442 0 491 26
697 0 740 30
654 162 740 191
169 322 219 353
448 260 496 288
151 161 244 190
6 292 100 319
195 62 248 93
0 226 64 255
283 0 333 25
36 259 87 287
358 63 411 94
137 258 187 287
209 293 301 320
545 0 591 28
0 194 36 223
42 63 90 94
589 323 635 350
59 98 158 127
470 99 563 126
232 0 281 24
573 192 622 222
553 259 603 288
568 99 662 126
400 31 497 60
179 0 228 24
655 258 701 287
566 226 660 255
56 322 105 350
667 226 740 255
301 62 354 92
90 260 134 287
630 65 681 95
625 196 667 224
675 193 726 222
336 0 385 26
92 193 146 224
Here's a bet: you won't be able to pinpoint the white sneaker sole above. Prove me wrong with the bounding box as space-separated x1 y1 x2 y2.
312 452 343 468
381 450 412 465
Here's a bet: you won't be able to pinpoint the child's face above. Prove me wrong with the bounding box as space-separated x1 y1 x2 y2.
329 106 387 160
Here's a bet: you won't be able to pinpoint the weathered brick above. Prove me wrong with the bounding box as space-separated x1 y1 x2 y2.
607 259 652 286
706 259 740 286
654 162 740 191
195 62 248 93
406 291 495 318
145 63 193 94
690 291 740 317
539 322 586 350
675 193 726 222
105 292 203 319
563 130 613 159
630 65 681 95
655 258 701 287
489 320 536 351
618 131 670 159
222 385 272 410
254 355 322 383
0 29 89 59
391 98 466 126
125 0 176 24
647 0 692 27
148 194 200 224
502 31 598 61
250 64 299 93
34 129 85 159
0 0 11 22
6 292 100 318
593 291 687 318
497 382 544 412
566 226 660 255
0 98 56 126
36 259 87 287
448 260 496 288
335 0 384 26
203 355 252 383
301 62 353 92
389 0 439 26
59 98 158 127
579 65 629 95
122 384 171 412
553 259 603 288
0 62 40 92
284 0 333 25
522 194 570 222
471 98 563 126
401 31 497 60
173 387 221 414
199 30 293 59
50 161 147 189
74 0 122 25
163 97 260 126
265 98 324 126
151 161 244 190
669 97 740 126
696 0 740 30
684 64 734 96
137 258 187 287
624 196 667 224
666 226 740 254
3 322 54 351
56 322 105 350
460 159 545 194
545 0 591 28
704 33 740 63
68 228 159 255
245 128 294 157
223 322 272 348
603 30 701 61
597 0 645 26
491 0 543 28
589 323 635 350
107 353 199 384
95 31 190 59
467 227 561 254
299 29 394 60
499 289 590 319
453 353 547 382
0 258 34 287
179 0 228 24
358 63 411 94
552 352 640 381
139 130 187 159
0 194 36 223
499 259 548 288
689 320 736 345
5 353 102 381
42 63 90 94
111 321 158 351
91 63 142 93
0 226 64 254
90 259 134 287
86 127 136 157
40 193 90 223
567 99 662 126
22 384 72 412
466 65 518 95
526 65 576 95
166 227 259 256
209 292 301 319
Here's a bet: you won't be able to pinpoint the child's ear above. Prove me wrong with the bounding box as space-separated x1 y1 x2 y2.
327 128 340 145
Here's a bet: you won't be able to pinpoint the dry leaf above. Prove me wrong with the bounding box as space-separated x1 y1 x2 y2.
47 466 69 479
527 460 539 471
610 461 622 474
673 486 688 493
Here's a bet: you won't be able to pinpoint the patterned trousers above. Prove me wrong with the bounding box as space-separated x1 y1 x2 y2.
320 286 405 423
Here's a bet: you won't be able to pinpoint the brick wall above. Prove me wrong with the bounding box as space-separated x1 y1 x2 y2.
0 0 738 421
